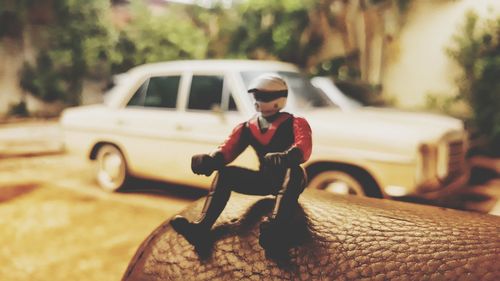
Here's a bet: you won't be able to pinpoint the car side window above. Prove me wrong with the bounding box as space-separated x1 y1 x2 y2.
228 92 237 111
144 76 180 108
127 76 180 108
188 75 224 111
127 80 149 107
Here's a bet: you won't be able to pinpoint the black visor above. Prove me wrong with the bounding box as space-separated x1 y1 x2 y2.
251 90 288 102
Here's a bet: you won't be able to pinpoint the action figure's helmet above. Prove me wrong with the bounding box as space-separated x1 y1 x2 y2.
247 74 288 117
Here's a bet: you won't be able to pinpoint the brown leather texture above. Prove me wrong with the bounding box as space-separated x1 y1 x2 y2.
123 190 500 281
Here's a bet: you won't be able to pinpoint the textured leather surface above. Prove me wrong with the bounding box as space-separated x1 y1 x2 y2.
123 190 500 281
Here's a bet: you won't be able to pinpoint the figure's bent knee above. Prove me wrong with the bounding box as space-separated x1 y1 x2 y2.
213 166 243 191
219 166 238 176
288 166 307 192
217 166 238 183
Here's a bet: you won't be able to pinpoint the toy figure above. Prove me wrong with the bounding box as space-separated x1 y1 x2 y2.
171 74 312 252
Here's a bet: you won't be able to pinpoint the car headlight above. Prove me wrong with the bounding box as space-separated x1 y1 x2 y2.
436 141 449 180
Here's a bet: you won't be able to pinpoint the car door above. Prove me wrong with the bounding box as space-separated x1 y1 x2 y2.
113 73 185 180
169 72 257 187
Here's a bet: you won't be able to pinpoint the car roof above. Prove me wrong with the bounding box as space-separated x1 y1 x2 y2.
106 60 301 109
128 59 299 75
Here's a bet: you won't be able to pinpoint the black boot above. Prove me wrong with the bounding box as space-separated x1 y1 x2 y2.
170 215 211 246
259 167 305 257
259 176 290 257
170 172 230 247
259 216 291 261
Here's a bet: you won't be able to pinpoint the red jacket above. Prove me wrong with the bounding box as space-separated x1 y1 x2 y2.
216 112 312 167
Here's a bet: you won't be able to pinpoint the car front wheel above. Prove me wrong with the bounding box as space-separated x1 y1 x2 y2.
95 144 129 192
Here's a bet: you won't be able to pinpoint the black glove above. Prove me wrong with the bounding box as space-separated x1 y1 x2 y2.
263 152 288 170
191 154 217 176
263 147 303 170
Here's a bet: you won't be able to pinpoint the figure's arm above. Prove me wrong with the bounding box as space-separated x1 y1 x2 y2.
191 122 249 176
215 122 249 165
288 116 312 165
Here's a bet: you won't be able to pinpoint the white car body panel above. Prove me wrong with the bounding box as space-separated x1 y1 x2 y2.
61 60 469 198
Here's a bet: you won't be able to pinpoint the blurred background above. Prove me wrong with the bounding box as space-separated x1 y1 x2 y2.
0 0 499 280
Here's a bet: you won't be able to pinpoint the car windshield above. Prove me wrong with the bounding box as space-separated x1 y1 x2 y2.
310 77 364 110
241 71 335 112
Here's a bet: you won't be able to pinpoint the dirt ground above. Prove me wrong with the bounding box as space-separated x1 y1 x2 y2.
0 125 204 281
0 120 499 281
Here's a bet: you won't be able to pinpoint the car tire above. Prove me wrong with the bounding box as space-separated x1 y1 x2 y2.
95 144 130 192
307 169 382 198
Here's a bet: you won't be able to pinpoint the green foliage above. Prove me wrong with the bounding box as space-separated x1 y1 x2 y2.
20 53 67 102
17 0 118 105
447 11 500 155
0 10 23 38
111 1 209 72
51 0 117 97
311 53 362 79
7 101 29 117
10 0 417 109
424 93 461 116
15 0 225 104
0 0 26 38
185 5 240 58
311 51 394 107
229 0 321 67
395 0 412 13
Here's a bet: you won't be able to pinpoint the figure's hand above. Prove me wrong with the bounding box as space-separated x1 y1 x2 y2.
263 152 288 170
191 154 216 176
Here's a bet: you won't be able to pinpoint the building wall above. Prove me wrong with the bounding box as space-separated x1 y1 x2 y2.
0 26 64 117
0 39 26 115
383 0 499 108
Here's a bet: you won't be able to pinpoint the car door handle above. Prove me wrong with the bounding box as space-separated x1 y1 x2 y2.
175 124 190 131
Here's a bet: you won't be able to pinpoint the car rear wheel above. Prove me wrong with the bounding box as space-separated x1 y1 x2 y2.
308 170 367 196
96 144 129 192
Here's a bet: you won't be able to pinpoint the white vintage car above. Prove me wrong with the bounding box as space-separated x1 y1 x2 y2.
60 60 468 198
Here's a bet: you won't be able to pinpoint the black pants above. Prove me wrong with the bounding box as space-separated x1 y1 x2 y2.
195 165 307 230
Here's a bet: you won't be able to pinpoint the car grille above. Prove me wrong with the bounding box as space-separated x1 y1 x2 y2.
444 139 466 183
